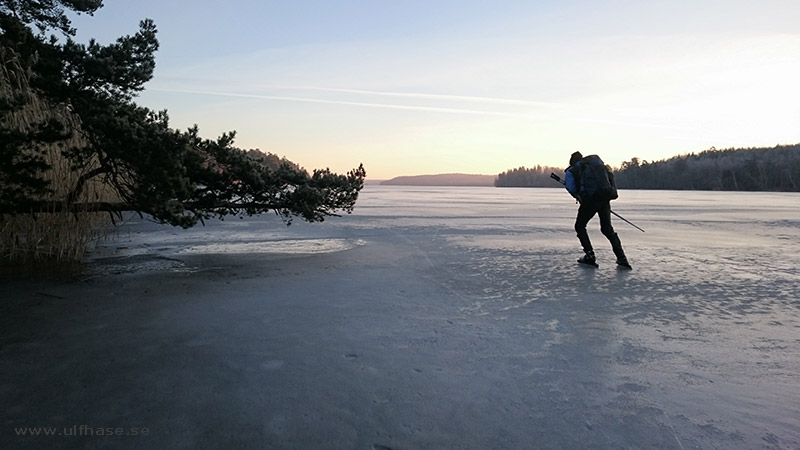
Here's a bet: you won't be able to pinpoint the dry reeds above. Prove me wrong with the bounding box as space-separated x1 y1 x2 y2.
1 46 116 265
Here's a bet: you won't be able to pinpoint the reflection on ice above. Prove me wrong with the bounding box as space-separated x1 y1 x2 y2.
179 238 366 255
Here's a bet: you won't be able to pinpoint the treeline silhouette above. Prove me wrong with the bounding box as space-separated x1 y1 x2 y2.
496 144 800 191
614 144 800 191
495 165 564 187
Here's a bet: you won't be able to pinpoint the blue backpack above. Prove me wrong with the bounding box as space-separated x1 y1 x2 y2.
578 155 618 201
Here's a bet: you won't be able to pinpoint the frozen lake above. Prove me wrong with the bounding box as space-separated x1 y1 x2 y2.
99 185 800 310
4 186 800 449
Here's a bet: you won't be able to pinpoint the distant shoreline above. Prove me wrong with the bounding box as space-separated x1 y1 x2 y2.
379 173 495 187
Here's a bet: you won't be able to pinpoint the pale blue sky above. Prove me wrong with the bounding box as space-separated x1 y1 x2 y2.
71 1 800 179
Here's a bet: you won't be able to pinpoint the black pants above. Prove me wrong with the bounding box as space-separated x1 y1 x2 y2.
574 199 626 259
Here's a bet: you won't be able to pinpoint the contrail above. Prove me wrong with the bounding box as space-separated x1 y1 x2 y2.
148 88 552 120
254 84 568 108
147 87 697 131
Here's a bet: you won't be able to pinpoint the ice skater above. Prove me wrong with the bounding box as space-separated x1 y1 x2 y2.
563 151 631 269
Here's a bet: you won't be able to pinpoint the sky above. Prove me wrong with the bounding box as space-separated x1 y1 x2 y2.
69 0 800 180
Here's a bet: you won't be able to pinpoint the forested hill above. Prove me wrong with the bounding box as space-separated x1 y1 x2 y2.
495 144 800 191
614 144 800 191
495 165 565 187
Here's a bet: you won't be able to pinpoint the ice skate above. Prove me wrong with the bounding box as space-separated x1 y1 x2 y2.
577 250 598 268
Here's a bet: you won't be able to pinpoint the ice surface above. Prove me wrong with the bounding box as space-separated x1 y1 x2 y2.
3 186 799 449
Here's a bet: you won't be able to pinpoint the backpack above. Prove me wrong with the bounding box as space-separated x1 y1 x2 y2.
578 155 618 201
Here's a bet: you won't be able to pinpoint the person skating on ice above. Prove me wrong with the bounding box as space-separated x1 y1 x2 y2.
564 151 631 269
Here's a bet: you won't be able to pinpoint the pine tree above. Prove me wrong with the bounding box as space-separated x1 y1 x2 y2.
1 1 365 231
